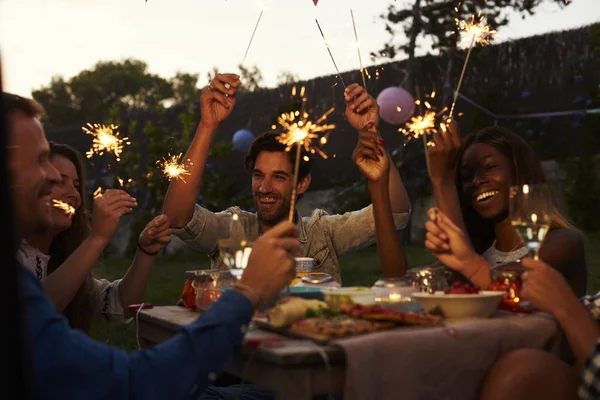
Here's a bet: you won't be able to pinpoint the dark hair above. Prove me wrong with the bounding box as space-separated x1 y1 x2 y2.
244 131 313 181
456 126 574 253
2 93 45 119
47 142 95 332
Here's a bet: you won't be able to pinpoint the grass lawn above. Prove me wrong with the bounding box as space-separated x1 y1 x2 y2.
90 236 600 351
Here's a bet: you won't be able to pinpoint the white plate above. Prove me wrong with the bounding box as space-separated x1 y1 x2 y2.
412 290 505 319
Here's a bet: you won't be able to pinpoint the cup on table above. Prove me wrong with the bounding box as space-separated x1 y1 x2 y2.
291 257 314 286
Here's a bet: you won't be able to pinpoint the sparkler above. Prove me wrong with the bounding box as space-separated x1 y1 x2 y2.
82 123 129 161
157 153 192 182
350 9 367 88
93 187 103 199
315 19 346 90
274 86 336 222
399 91 448 172
241 4 265 66
52 199 75 217
448 14 496 118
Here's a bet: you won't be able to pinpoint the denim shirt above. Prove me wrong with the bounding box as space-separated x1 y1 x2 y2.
172 204 411 284
20 264 254 400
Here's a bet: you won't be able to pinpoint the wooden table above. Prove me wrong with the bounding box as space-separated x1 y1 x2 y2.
137 306 559 400
137 306 345 400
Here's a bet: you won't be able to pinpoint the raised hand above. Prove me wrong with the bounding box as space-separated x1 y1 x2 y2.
427 118 461 184
344 84 379 132
239 221 300 305
200 73 241 129
352 123 389 183
138 214 172 255
521 258 579 316
90 189 137 245
424 208 480 274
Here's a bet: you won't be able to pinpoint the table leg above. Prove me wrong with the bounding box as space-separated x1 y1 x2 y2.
274 369 312 400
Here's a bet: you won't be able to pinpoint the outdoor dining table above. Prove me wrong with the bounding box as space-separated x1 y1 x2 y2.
136 304 560 400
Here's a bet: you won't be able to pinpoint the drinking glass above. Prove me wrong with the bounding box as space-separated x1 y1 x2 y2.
217 212 253 280
509 184 552 260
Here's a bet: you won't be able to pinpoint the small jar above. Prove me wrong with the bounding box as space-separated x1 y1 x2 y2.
372 277 417 303
407 266 452 293
488 262 533 312
185 270 235 310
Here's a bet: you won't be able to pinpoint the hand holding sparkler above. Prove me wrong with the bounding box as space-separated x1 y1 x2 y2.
352 122 389 183
138 214 172 256
426 118 461 184
201 74 240 129
344 84 379 133
90 189 138 245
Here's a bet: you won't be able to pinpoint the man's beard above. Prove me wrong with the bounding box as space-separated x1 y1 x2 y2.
255 193 292 227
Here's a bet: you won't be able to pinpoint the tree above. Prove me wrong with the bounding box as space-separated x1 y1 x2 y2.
207 65 263 92
170 72 200 106
277 71 299 86
114 106 253 254
377 0 569 89
33 59 174 128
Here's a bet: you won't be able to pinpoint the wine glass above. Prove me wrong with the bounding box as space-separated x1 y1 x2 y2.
217 238 254 280
217 212 253 280
509 184 552 260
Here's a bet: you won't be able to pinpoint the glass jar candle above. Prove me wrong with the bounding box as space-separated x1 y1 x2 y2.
488 262 533 313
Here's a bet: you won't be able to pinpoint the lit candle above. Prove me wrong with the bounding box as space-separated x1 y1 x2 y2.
389 293 402 302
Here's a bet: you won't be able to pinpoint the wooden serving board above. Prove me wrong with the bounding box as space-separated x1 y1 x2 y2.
254 317 403 345
254 318 333 344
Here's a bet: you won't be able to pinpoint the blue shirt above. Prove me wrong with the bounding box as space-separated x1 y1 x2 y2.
19 265 254 399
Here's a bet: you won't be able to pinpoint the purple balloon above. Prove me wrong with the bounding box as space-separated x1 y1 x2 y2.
376 87 415 125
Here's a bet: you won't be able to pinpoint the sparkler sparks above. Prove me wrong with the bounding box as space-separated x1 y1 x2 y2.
82 123 129 161
455 14 496 49
53 199 75 217
449 14 496 118
273 87 336 221
93 187 103 199
399 92 447 142
157 153 192 182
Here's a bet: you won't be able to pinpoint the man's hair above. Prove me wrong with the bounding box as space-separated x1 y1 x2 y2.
244 132 313 180
2 93 45 119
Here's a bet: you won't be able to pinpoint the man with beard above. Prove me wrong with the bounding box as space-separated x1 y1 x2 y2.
164 74 411 283
4 92 300 399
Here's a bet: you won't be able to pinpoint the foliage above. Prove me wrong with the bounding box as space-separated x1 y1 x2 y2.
169 72 201 105
277 71 300 86
32 59 175 128
562 155 600 232
207 65 263 92
377 0 568 60
113 106 252 254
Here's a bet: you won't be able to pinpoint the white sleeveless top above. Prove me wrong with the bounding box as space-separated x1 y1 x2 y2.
481 243 529 266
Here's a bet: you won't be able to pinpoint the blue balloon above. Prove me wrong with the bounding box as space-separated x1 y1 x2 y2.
232 129 255 153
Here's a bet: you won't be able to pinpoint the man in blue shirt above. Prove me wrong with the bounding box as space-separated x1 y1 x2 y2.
4 92 299 399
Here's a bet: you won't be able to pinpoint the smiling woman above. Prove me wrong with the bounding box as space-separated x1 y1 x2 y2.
451 126 587 296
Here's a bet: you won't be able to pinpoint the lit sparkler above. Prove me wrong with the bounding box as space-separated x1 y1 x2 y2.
53 199 75 217
449 14 496 118
157 153 192 182
93 187 103 199
82 123 129 161
273 86 336 222
399 92 447 141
